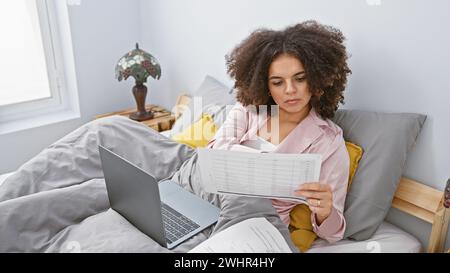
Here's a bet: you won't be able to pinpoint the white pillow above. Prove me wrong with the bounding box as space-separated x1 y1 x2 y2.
170 75 235 136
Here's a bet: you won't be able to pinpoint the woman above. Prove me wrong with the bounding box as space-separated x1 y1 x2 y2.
207 20 351 243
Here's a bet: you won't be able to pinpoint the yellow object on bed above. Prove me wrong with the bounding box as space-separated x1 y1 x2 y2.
171 113 217 148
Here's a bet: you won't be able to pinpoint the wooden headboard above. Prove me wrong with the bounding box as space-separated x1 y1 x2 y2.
173 94 450 253
393 177 449 253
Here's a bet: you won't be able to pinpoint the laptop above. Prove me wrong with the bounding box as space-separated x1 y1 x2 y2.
98 145 220 249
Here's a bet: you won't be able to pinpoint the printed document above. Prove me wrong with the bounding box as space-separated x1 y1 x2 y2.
188 217 292 253
197 148 321 203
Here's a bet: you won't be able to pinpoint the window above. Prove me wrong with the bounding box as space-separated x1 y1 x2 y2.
0 0 80 134
0 1 52 106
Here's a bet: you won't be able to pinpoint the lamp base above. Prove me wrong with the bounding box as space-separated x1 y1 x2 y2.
130 83 154 121
129 110 154 121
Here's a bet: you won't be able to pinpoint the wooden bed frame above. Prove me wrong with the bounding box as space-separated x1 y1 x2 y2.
393 177 449 253
173 94 449 253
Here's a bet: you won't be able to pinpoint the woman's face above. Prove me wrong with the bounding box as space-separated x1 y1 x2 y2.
267 54 312 114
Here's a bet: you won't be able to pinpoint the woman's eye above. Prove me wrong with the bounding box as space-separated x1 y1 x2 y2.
296 77 305 82
271 81 282 86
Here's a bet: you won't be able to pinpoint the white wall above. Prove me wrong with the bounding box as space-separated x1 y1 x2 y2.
0 0 141 173
139 0 450 250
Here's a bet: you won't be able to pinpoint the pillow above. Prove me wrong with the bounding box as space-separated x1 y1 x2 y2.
289 204 316 253
345 141 363 189
289 141 363 252
331 109 426 240
170 75 235 137
172 113 217 148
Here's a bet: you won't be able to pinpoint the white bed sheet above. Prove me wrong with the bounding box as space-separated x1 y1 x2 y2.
307 221 422 253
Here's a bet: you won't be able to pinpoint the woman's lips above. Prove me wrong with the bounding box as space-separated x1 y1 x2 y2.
285 99 301 105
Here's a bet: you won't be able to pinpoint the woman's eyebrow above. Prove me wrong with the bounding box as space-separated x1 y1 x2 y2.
269 71 305 80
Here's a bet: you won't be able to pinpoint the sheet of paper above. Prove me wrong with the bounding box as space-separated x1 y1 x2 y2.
188 217 292 253
197 148 321 203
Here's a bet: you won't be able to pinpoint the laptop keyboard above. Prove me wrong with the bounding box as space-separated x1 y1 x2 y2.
161 202 200 244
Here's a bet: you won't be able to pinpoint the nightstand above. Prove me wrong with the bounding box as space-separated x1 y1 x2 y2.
95 104 176 132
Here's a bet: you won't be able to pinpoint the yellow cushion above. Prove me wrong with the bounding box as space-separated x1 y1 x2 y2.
289 141 363 252
345 141 363 189
172 113 218 148
289 204 317 253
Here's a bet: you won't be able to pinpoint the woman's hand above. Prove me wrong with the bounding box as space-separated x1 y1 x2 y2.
294 182 333 225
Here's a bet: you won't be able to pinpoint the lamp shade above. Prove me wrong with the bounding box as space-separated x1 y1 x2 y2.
115 43 161 85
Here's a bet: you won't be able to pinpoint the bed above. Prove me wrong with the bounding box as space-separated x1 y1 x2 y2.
0 177 443 253
0 131 446 253
0 76 448 253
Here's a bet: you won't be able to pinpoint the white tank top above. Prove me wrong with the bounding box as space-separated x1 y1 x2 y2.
241 136 277 152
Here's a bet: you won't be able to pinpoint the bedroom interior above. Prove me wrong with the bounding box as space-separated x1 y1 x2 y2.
0 0 449 254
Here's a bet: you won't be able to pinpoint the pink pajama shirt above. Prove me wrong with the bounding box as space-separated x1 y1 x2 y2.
207 103 349 243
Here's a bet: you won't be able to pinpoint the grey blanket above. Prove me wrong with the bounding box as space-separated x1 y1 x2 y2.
0 116 298 253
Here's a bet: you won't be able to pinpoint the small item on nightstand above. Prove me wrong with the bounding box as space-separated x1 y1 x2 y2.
115 43 161 121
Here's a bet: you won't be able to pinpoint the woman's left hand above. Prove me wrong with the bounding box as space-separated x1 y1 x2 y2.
294 182 333 225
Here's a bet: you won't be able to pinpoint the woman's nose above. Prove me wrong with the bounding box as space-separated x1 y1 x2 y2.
285 80 297 94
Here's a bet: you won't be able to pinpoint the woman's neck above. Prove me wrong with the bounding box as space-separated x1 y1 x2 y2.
278 104 312 124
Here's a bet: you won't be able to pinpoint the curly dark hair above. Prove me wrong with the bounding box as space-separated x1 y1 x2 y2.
226 20 351 119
